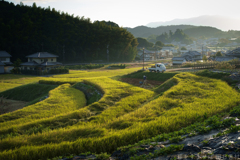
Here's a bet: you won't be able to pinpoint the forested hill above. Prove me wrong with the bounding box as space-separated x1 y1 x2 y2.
126 25 240 39
125 25 194 38
0 1 138 63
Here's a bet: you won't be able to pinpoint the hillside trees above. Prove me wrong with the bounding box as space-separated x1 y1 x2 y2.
156 30 193 44
0 1 138 62
136 38 154 48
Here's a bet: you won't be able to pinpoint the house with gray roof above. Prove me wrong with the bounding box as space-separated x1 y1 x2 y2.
21 52 62 71
226 47 240 58
181 51 202 61
172 57 186 65
0 51 13 73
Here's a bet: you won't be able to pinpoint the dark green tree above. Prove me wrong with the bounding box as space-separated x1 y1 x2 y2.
181 47 187 50
216 51 223 57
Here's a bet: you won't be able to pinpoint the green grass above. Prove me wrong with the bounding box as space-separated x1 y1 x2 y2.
0 83 57 102
0 74 42 92
0 72 239 160
0 83 87 128
51 68 142 78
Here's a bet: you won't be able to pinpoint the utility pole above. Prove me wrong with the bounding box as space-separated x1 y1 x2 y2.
107 44 109 63
143 48 145 70
63 45 65 64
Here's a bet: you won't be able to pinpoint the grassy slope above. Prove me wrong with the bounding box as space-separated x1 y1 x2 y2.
0 83 57 102
0 72 239 160
0 84 87 128
0 74 42 92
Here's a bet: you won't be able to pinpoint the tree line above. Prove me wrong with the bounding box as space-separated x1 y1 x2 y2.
0 1 138 63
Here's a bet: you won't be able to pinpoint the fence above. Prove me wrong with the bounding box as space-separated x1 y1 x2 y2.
192 60 240 70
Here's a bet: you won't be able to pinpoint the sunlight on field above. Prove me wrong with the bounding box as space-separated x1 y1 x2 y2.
0 74 42 92
53 67 142 78
0 71 239 160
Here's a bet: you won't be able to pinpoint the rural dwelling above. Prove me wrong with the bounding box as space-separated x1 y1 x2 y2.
0 51 13 73
0 61 4 73
215 57 238 62
181 51 202 61
21 52 62 71
226 47 240 58
172 57 186 65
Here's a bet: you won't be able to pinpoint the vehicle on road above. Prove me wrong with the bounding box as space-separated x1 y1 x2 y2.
148 63 166 73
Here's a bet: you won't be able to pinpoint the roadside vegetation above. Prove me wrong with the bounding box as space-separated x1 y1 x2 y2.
0 69 239 160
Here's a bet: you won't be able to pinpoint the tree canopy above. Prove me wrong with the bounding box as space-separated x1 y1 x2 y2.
156 30 193 44
136 38 154 48
0 1 138 62
216 51 223 57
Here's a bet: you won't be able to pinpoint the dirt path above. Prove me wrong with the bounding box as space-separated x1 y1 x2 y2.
0 98 27 115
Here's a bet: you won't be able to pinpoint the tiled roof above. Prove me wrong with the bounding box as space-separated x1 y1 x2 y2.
26 52 59 58
21 61 39 66
215 57 238 62
40 62 62 66
0 51 12 58
4 62 13 65
182 51 201 56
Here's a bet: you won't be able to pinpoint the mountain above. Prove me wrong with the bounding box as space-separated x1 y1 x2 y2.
125 25 240 40
125 25 194 38
146 15 240 31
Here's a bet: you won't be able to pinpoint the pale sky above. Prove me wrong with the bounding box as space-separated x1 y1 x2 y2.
5 0 240 28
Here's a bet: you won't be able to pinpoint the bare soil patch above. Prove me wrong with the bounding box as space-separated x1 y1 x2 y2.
0 98 27 115
120 78 163 89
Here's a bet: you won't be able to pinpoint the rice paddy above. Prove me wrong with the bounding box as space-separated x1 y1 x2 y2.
0 68 239 160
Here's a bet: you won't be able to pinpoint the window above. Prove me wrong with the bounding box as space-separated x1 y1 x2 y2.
44 59 48 62
0 58 6 61
24 67 27 70
41 59 43 62
51 59 53 61
30 58 33 62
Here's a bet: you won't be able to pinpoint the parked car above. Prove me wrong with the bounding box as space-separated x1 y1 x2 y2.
148 63 166 73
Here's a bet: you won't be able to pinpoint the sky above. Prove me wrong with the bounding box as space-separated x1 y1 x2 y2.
5 0 240 28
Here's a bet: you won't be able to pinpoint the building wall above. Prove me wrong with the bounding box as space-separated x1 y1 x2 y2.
28 58 57 63
0 57 10 62
4 66 14 73
0 66 4 73
172 60 186 65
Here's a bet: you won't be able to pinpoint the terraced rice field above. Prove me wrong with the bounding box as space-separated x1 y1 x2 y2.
0 69 239 160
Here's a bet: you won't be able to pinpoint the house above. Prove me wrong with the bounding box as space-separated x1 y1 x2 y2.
226 47 240 58
208 56 238 62
0 51 13 73
215 57 238 62
21 52 62 71
0 61 4 73
181 51 202 61
172 57 186 65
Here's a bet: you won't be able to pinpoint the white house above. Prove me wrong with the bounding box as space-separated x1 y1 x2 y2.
0 51 13 73
172 57 186 65
21 52 62 71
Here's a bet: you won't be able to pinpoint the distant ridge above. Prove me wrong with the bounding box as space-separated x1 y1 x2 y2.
125 25 240 39
146 15 240 31
125 25 194 38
